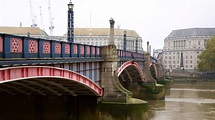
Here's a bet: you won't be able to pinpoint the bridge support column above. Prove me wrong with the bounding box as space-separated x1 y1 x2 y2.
143 53 156 83
100 18 132 103
100 18 147 107
156 61 173 89
101 45 131 102
139 53 165 100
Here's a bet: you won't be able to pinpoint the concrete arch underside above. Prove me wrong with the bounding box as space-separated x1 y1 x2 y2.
0 66 102 96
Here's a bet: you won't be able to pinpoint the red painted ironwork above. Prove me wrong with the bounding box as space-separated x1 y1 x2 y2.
87 46 90 55
80 46 84 54
0 37 2 52
0 66 102 96
28 40 38 53
97 48 100 55
65 44 70 54
43 42 50 53
117 60 144 78
92 47 95 55
10 38 22 53
74 45 77 54
55 43 61 54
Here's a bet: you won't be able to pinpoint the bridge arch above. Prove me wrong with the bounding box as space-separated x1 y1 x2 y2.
116 61 145 97
0 66 102 96
117 61 144 79
150 62 158 80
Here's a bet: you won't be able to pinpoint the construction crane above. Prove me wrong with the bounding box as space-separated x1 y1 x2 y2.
48 0 54 36
39 6 45 31
29 0 37 27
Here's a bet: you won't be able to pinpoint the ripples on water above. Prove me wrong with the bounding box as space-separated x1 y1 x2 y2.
148 81 215 120
166 98 215 104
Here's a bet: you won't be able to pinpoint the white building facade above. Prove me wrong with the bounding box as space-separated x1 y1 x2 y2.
72 28 143 53
163 28 215 71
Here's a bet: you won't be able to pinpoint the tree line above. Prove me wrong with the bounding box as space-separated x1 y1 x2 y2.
197 36 215 72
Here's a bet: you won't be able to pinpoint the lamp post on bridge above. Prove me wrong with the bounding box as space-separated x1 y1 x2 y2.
67 0 74 43
135 37 138 53
123 31 127 51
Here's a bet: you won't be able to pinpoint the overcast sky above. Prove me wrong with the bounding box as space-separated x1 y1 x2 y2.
1 0 215 51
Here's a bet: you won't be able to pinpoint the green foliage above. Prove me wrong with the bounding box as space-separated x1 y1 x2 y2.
197 36 215 71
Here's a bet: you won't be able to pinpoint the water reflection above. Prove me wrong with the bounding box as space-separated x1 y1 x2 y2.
148 81 215 120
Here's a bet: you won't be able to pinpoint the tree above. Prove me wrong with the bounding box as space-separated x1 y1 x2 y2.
197 36 215 72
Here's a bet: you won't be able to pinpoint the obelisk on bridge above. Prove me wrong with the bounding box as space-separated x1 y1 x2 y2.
101 18 130 102
109 18 115 45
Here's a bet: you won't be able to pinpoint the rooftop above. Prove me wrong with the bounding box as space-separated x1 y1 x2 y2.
74 28 140 37
0 27 48 37
166 28 215 38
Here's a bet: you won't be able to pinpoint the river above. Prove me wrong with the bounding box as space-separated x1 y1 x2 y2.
148 81 215 120
0 81 214 120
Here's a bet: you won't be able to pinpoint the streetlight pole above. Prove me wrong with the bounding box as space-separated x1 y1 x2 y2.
135 37 138 53
123 31 127 51
67 0 74 43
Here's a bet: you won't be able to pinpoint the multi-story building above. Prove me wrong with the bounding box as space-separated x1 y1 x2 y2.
163 28 215 71
153 49 163 59
0 27 144 53
72 28 144 53
153 49 163 64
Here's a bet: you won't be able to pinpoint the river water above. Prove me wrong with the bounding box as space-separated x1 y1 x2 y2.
1 81 214 120
148 81 215 120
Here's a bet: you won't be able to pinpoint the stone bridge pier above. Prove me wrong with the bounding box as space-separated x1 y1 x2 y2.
100 19 132 103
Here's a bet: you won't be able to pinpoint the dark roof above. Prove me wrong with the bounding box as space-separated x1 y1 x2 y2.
167 28 215 38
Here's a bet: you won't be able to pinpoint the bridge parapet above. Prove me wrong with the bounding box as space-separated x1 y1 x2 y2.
0 33 102 59
117 49 145 60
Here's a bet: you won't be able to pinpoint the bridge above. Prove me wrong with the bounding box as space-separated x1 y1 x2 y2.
0 19 165 104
